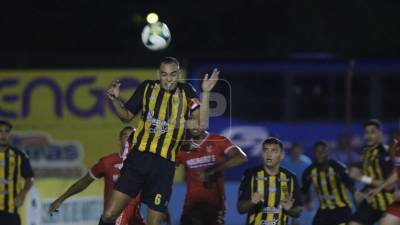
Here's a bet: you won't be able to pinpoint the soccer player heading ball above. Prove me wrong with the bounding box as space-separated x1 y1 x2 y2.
101 57 219 225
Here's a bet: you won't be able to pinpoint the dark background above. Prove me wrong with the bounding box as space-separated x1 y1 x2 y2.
1 0 400 68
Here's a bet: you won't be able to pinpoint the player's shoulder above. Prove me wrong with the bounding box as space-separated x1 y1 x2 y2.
207 133 230 142
178 82 198 94
8 146 30 158
329 159 347 169
280 167 298 180
376 143 392 157
243 165 264 176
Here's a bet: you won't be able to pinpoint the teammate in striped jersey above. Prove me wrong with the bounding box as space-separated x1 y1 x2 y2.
302 141 355 225
349 119 394 225
237 137 303 225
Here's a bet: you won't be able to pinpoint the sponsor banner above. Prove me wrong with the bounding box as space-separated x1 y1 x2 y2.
22 178 103 225
0 69 184 181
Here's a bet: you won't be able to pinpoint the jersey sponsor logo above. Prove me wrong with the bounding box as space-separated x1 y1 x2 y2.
262 207 280 214
146 111 170 135
256 176 268 181
321 194 335 200
186 155 216 169
261 219 279 225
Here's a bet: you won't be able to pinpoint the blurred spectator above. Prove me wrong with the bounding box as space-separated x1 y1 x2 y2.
281 143 312 184
332 134 360 165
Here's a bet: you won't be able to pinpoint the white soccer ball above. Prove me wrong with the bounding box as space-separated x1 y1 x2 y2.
141 22 171 51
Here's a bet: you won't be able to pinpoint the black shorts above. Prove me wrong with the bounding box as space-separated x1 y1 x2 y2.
350 200 385 225
313 207 352 225
0 211 21 225
114 151 175 213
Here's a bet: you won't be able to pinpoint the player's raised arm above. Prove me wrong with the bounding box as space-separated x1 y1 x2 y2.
191 68 220 130
107 80 134 122
48 173 94 215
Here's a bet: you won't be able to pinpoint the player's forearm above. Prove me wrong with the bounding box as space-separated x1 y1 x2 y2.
58 178 92 202
209 153 247 174
199 92 210 129
237 200 256 214
111 98 133 122
375 171 397 191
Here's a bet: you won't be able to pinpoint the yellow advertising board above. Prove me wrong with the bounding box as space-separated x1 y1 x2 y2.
0 69 161 172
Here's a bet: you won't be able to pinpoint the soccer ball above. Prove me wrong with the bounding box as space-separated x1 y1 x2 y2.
141 22 171 51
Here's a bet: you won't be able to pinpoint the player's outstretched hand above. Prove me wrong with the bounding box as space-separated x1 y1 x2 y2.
48 199 62 216
202 68 219 93
107 80 121 100
281 192 295 211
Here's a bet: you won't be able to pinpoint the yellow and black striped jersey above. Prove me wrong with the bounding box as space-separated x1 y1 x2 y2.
0 146 34 213
124 80 200 162
360 144 394 211
238 166 302 225
302 160 354 210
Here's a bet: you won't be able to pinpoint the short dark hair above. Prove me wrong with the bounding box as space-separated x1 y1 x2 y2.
119 126 134 138
262 137 283 150
313 140 329 149
160 57 180 68
0 120 12 130
363 119 382 130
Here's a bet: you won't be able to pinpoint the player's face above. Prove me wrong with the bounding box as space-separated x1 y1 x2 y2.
159 62 180 91
0 125 11 146
187 119 205 137
262 144 284 169
364 125 382 147
313 145 328 164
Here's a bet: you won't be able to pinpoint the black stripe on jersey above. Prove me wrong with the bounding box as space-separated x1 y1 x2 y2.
334 171 349 206
4 149 9 212
145 90 166 152
275 175 282 224
135 82 153 149
315 169 328 208
325 169 335 207
165 90 184 160
155 94 173 156
262 175 270 222
13 153 19 213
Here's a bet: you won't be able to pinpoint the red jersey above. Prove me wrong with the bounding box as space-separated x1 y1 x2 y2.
176 132 237 209
90 152 144 225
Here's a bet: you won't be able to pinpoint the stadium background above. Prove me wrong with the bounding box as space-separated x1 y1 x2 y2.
1 0 400 224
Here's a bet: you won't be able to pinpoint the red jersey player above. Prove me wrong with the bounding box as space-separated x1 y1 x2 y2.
48 126 144 225
368 135 400 225
176 119 248 225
